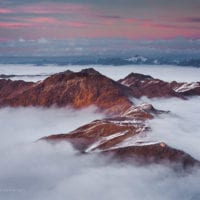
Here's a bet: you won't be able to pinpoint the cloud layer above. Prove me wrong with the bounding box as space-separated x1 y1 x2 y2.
142 97 200 160
0 106 104 149
0 103 200 200
1 64 200 82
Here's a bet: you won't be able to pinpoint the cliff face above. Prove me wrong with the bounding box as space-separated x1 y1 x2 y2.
0 68 133 115
118 72 200 98
0 79 33 99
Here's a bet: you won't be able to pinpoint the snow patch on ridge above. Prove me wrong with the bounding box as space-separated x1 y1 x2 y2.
121 103 154 117
111 132 161 150
174 82 200 93
85 130 128 152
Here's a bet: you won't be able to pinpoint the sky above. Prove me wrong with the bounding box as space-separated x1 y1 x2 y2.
0 0 200 56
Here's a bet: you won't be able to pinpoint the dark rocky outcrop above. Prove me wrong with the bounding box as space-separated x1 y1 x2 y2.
119 72 200 98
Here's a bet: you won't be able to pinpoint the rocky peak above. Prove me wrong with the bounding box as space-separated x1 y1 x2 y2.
80 68 101 75
42 112 199 169
0 68 133 115
119 72 200 98
123 72 153 81
0 79 34 99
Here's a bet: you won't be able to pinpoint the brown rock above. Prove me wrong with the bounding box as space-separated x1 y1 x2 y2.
103 143 200 169
41 115 199 169
0 68 133 115
0 79 34 99
42 118 148 152
119 72 200 98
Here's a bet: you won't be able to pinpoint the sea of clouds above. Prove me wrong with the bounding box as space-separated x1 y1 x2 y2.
1 64 200 82
0 65 200 200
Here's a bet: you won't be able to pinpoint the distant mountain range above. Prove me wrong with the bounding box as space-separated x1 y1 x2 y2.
0 55 200 67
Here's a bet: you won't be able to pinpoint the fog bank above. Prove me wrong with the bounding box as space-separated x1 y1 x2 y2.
0 64 200 82
0 106 104 150
134 96 200 161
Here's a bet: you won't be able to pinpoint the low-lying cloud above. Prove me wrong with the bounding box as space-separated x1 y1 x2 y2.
1 64 200 82
0 106 104 149
137 96 200 161
0 141 200 200
0 97 200 199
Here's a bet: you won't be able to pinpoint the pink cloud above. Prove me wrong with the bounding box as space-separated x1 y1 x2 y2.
28 17 59 24
0 37 10 42
141 20 199 32
0 22 29 29
0 8 12 14
64 21 88 28
0 2 199 40
142 20 179 29
27 17 88 28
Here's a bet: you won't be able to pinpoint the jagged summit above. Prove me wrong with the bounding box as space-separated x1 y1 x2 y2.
53 68 100 77
80 68 101 75
58 69 74 75
43 68 100 84
42 113 200 169
122 72 153 81
0 68 133 115
119 72 200 98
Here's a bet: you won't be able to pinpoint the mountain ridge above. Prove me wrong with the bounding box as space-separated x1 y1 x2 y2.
0 68 200 168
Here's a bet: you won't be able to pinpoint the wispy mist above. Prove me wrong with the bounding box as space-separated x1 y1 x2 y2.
138 97 200 161
0 106 104 149
1 64 200 82
0 98 200 199
0 141 200 200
